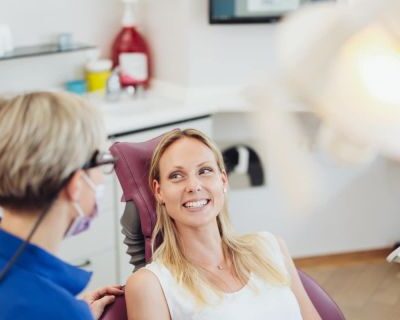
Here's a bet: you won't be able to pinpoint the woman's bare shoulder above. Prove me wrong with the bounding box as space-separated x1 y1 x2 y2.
125 268 170 320
125 267 165 300
127 268 158 287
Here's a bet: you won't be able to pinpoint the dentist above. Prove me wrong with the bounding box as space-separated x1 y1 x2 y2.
0 92 123 320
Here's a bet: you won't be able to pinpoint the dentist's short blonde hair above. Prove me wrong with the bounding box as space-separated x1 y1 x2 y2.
0 91 106 211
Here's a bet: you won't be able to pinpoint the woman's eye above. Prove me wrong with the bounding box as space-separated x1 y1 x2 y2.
169 172 183 180
199 167 213 175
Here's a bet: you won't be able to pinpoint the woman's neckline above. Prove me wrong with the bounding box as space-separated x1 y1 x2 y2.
151 260 252 296
221 273 252 296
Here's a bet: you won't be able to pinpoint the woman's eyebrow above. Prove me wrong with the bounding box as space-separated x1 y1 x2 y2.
197 161 212 167
170 161 211 169
166 167 185 176
170 165 184 170
166 160 214 173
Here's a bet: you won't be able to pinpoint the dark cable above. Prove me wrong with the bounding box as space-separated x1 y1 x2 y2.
0 201 53 282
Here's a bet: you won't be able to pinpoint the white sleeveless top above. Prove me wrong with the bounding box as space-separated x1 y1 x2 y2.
145 232 303 320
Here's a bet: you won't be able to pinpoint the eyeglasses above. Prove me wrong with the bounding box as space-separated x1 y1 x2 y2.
82 150 117 174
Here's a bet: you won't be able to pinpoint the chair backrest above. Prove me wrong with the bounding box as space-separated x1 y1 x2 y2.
297 270 345 320
108 132 345 320
110 134 163 263
99 294 127 320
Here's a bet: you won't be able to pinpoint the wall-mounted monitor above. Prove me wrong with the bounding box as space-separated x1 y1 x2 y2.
209 0 332 24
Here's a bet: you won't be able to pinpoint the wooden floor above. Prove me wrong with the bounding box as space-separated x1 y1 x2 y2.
298 251 400 320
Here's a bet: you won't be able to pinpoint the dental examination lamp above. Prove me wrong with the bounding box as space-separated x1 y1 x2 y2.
249 0 400 262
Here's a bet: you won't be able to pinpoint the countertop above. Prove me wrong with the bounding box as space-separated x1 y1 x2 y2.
89 92 251 137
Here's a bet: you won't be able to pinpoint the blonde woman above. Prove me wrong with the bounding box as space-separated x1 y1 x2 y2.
0 92 123 320
125 129 321 319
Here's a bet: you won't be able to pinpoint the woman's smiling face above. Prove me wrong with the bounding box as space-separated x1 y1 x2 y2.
153 137 228 229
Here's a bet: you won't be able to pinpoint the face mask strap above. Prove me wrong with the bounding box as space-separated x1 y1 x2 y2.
72 202 85 218
64 172 104 238
81 172 97 192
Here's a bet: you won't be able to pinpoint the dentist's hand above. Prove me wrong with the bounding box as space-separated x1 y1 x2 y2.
81 285 124 319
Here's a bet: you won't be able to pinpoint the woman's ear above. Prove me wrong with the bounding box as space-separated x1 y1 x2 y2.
221 170 228 193
152 179 163 204
64 171 83 202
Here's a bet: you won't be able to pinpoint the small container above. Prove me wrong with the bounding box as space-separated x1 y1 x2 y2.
58 33 73 51
85 59 112 92
65 79 87 95
0 24 13 57
106 68 122 101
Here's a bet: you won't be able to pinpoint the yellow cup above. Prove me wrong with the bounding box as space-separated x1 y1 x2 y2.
86 70 111 92
85 59 112 92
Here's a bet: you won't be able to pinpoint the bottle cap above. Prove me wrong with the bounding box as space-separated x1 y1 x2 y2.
122 0 138 26
86 59 112 72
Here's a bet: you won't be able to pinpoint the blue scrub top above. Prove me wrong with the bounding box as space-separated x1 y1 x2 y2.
0 229 94 320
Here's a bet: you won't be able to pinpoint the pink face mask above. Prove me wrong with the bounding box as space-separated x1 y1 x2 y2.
64 173 105 238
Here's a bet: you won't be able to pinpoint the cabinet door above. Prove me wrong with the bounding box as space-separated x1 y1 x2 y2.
113 117 212 143
111 117 213 282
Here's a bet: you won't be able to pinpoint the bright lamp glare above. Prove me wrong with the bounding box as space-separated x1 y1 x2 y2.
351 26 400 105
358 52 400 105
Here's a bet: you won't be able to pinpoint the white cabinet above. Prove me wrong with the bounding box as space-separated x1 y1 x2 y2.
59 172 118 289
59 173 116 261
73 248 118 292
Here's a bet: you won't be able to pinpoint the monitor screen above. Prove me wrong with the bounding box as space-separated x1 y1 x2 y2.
209 0 331 24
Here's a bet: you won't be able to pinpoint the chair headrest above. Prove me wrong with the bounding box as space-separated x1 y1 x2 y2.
109 134 164 262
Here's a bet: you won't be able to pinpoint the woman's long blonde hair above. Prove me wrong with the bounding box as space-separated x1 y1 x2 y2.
149 129 289 305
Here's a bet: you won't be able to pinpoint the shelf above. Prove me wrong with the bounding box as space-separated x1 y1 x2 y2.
0 43 95 61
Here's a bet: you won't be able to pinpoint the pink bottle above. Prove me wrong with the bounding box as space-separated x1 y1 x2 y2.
111 0 151 88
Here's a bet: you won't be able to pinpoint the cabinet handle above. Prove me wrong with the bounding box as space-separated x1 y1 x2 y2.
75 259 92 268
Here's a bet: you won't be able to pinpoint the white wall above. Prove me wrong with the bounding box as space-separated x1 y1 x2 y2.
0 49 98 93
213 112 400 258
229 155 400 257
142 0 191 86
187 0 278 87
0 0 122 57
143 0 277 94
0 0 124 92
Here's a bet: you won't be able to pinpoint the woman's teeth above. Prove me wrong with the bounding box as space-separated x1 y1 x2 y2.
183 199 209 208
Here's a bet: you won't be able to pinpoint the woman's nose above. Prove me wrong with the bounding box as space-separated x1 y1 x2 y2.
185 177 202 193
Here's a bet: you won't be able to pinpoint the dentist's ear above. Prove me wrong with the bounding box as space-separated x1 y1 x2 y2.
64 170 83 202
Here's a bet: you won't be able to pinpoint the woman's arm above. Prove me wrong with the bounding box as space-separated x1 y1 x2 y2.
277 237 322 320
125 269 171 320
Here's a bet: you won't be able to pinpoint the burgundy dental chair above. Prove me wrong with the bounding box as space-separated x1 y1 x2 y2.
101 132 345 320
